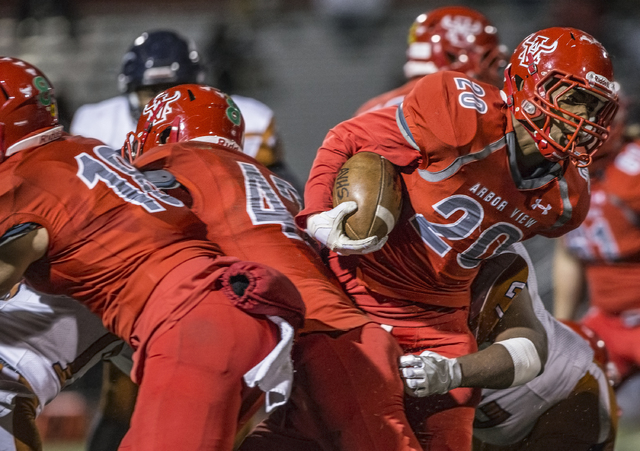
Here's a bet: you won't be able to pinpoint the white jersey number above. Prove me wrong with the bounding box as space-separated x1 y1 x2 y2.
410 195 523 268
238 161 303 240
76 146 184 212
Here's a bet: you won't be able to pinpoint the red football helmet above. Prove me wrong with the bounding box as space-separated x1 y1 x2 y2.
559 319 620 386
504 27 619 167
404 6 507 87
0 57 59 162
123 84 244 162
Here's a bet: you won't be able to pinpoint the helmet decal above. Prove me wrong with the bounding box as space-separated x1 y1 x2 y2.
33 76 53 107
404 6 506 87
226 97 242 126
440 14 483 47
142 91 182 125
517 35 558 68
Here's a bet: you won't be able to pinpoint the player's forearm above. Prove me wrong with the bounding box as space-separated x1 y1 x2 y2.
459 326 546 389
457 343 515 388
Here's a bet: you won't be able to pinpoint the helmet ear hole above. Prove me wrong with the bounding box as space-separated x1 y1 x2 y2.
514 75 524 91
158 126 172 144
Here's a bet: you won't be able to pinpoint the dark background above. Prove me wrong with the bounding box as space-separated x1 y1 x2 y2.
2 1 640 448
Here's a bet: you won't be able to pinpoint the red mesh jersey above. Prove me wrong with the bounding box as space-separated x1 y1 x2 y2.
300 71 590 312
134 141 371 333
0 134 222 341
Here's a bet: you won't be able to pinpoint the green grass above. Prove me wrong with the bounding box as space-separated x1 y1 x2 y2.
615 425 640 451
43 442 85 451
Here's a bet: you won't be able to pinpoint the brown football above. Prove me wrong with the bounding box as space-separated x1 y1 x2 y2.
332 151 403 240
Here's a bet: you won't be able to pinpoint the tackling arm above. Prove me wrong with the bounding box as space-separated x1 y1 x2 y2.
0 228 49 297
400 287 547 396
459 286 548 388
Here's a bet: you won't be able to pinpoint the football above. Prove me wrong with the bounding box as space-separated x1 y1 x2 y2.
332 151 403 241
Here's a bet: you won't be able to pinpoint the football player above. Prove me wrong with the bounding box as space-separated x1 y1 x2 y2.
0 57 306 451
355 6 507 116
0 283 130 451
297 27 619 450
70 29 303 194
402 242 618 450
69 30 303 451
554 94 640 386
70 30 204 147
123 84 422 451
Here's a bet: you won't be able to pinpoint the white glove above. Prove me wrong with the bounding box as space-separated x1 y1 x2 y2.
399 350 462 397
306 202 387 255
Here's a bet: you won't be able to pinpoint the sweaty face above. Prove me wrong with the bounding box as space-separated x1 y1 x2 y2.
547 85 608 146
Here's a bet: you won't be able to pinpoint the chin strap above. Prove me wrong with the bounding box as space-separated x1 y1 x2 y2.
571 144 592 168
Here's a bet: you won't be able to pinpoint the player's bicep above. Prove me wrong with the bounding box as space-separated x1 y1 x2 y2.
0 227 48 296
491 288 548 367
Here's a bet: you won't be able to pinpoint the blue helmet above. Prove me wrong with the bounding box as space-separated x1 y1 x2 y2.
118 30 204 94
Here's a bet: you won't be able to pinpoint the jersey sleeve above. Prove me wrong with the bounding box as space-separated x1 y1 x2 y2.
401 71 507 173
0 175 53 242
295 108 421 230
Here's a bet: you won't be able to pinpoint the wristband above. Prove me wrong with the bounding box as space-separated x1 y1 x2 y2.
495 337 542 387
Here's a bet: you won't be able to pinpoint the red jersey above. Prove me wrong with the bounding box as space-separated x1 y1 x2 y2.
0 133 222 341
354 78 420 116
299 71 590 313
563 140 640 313
133 141 371 333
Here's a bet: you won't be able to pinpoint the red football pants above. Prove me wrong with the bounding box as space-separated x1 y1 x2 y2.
119 257 279 451
240 322 422 451
324 251 479 450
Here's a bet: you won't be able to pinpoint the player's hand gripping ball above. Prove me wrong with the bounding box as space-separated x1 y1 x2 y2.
332 152 403 241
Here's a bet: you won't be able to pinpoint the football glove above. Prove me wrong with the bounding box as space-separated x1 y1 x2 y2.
399 350 462 397
306 202 387 255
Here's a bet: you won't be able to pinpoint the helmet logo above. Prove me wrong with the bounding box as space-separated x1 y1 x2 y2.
142 91 181 125
225 97 242 126
586 71 616 93
517 34 558 68
33 76 53 107
440 15 482 46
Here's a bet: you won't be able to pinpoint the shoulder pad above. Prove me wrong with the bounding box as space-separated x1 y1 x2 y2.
0 223 41 247
469 252 529 343
143 170 179 189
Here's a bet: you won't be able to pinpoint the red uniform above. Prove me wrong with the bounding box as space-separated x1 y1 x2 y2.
298 71 590 450
134 142 422 451
563 140 640 379
0 133 303 451
354 78 420 116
